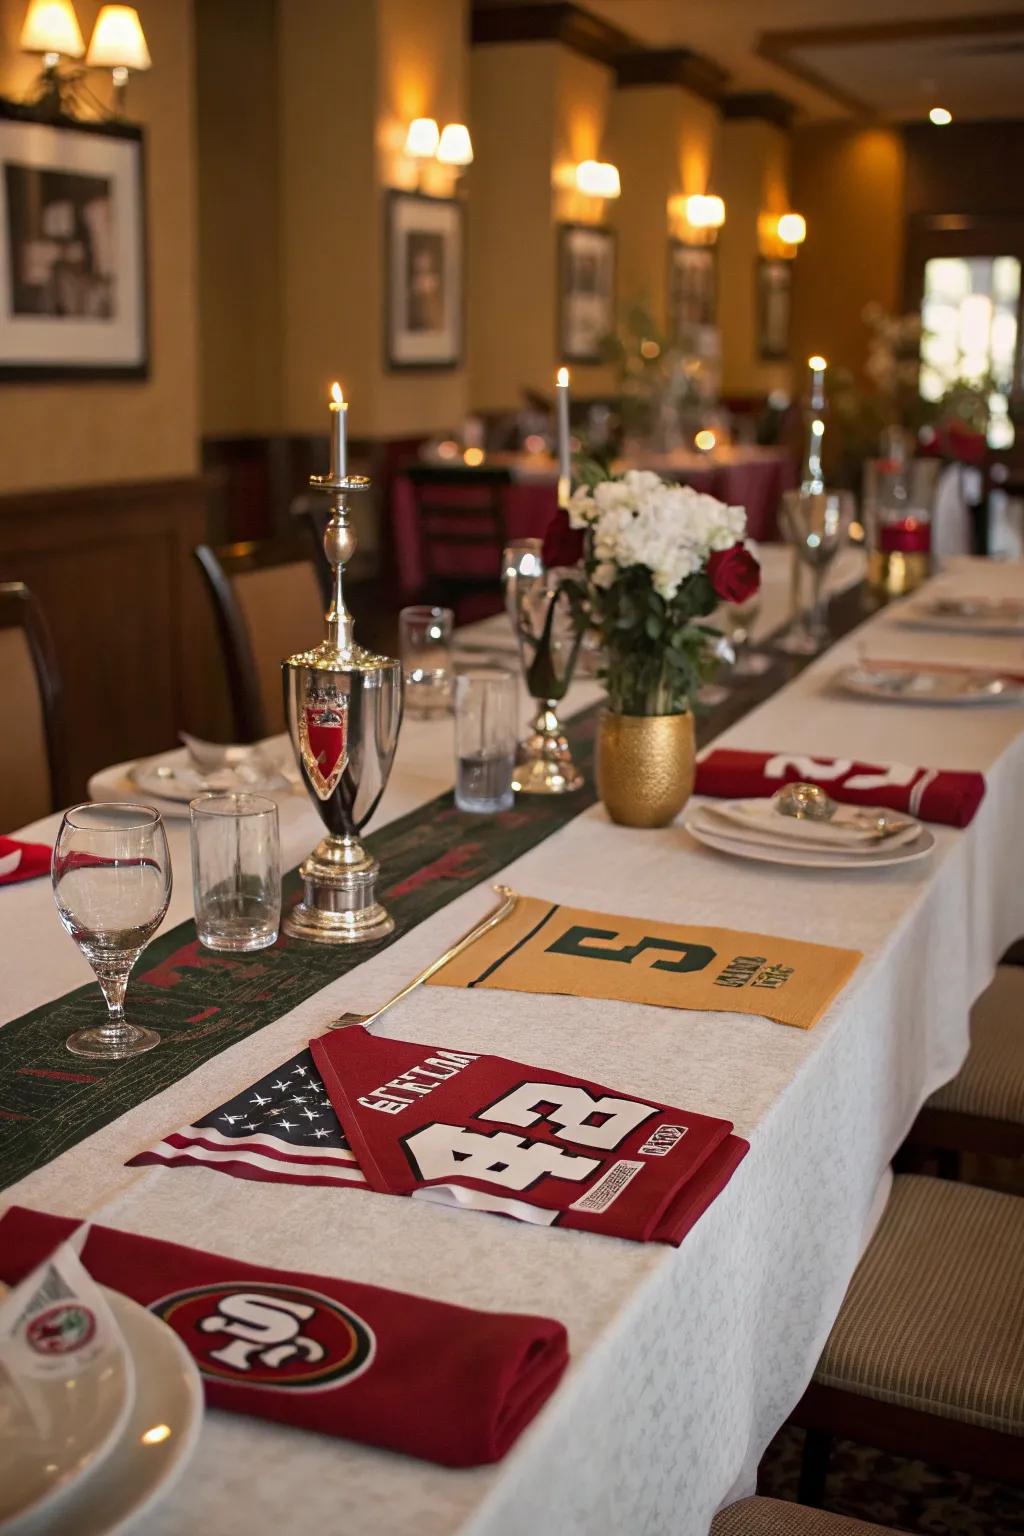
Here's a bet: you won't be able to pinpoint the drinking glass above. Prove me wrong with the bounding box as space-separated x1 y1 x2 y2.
400 605 454 717
719 592 772 679
51 803 172 1060
777 489 854 654
453 667 518 814
502 540 544 632
190 793 280 953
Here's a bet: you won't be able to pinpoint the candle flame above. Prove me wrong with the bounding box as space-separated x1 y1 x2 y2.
556 367 569 388
808 355 827 371
330 381 345 407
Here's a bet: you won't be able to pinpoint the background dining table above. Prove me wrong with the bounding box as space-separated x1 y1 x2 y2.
392 444 797 600
2 553 1023 1536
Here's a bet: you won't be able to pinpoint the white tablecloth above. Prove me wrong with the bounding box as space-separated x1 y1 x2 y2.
3 555 1023 1536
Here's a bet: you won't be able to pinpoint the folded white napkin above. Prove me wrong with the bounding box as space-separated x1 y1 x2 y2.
699 799 921 853
179 731 290 770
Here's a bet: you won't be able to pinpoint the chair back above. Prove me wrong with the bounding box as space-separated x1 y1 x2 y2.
405 465 511 610
0 582 65 826
194 542 324 741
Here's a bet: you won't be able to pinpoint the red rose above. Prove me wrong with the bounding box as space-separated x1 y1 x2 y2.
541 508 584 570
707 542 760 604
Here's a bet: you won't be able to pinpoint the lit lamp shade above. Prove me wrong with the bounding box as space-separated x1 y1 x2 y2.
576 160 621 198
777 212 806 246
437 123 473 166
19 0 85 57
404 117 440 160
86 4 151 69
686 194 725 229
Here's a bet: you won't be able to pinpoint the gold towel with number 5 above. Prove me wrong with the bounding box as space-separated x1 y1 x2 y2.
427 896 861 1030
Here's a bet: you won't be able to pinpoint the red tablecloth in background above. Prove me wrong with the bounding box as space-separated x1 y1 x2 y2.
392 453 794 598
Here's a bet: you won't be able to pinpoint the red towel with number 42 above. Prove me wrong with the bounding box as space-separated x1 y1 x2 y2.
311 1027 748 1244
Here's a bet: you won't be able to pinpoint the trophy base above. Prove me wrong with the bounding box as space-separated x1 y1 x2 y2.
511 703 584 795
282 835 395 945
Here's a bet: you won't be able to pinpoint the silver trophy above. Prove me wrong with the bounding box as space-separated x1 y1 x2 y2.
282 467 403 943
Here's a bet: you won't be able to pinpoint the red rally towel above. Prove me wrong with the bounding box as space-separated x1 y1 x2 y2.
311 1028 748 1245
693 749 985 828
0 1206 568 1468
0 836 51 885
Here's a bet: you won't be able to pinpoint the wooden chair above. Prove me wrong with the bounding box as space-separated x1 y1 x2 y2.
405 464 511 622
903 965 1024 1169
712 1497 902 1536
0 582 66 826
791 1175 1024 1502
194 542 324 741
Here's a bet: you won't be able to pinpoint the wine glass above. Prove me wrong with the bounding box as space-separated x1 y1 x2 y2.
777 489 854 654
502 539 544 632
52 803 172 1060
718 591 772 679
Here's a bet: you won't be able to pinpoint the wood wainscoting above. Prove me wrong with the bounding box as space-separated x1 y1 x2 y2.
0 476 231 806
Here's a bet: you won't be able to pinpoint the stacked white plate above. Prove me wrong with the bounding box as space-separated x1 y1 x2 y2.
836 663 1024 706
0 1271 203 1535
88 733 302 818
896 594 1024 637
684 797 935 870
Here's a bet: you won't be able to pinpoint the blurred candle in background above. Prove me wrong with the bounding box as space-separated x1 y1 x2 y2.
329 382 347 480
808 355 827 412
556 366 571 506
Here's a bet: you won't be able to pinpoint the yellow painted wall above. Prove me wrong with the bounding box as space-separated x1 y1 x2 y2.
276 0 468 441
790 124 905 380
468 40 615 411
608 84 719 330
0 0 198 491
195 0 280 437
717 118 792 398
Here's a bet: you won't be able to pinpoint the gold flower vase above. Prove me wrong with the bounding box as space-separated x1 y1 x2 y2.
596 710 695 828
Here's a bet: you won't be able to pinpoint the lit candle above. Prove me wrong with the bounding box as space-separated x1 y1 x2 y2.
556 366 571 504
808 355 827 412
329 381 347 480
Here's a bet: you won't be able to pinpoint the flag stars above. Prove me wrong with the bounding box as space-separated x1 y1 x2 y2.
271 1080 290 1093
250 1093 270 1107
302 1108 320 1121
220 1113 242 1125
312 1127 331 1140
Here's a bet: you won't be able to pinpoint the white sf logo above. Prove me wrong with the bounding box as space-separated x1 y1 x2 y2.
198 1292 326 1372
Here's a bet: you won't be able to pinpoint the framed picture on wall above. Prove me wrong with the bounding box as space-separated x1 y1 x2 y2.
668 240 716 339
0 100 148 380
558 223 616 364
757 257 792 361
386 189 463 370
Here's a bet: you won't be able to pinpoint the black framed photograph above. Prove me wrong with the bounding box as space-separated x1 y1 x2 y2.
386 189 463 370
757 257 792 361
0 101 148 380
668 240 716 340
558 222 615 364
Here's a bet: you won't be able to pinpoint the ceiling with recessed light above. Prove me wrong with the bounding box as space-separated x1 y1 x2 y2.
485 1 1024 121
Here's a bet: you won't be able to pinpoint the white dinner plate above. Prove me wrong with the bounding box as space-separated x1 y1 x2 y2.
0 1286 134 1535
683 806 936 870
836 664 1024 706
11 1289 204 1536
896 596 1024 637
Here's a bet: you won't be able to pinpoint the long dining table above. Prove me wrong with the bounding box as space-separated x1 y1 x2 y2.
2 553 1023 1536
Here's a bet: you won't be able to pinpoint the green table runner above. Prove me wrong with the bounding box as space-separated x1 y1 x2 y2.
0 715 598 1195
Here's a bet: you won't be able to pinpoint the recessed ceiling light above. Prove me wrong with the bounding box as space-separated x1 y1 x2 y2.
929 107 952 125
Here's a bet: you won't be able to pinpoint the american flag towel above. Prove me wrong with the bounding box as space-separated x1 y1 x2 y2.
127 1049 366 1191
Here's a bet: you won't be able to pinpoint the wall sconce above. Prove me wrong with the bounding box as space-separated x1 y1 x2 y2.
86 5 151 116
404 117 440 160
685 194 725 230
437 123 473 167
19 0 84 112
776 211 807 248
575 160 621 199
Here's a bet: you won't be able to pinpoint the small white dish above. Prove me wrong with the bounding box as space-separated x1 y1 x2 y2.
897 596 1024 637
10 1289 204 1536
0 1283 133 1536
837 664 1024 706
684 805 935 871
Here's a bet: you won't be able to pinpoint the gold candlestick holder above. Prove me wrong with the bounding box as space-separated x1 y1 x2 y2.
281 467 403 943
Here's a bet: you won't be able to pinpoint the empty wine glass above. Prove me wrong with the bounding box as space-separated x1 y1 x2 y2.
502 539 544 632
52 803 172 1060
719 592 772 679
777 489 854 654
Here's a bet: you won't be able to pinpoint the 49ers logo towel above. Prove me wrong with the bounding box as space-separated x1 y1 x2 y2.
0 1207 568 1468
311 1028 748 1244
